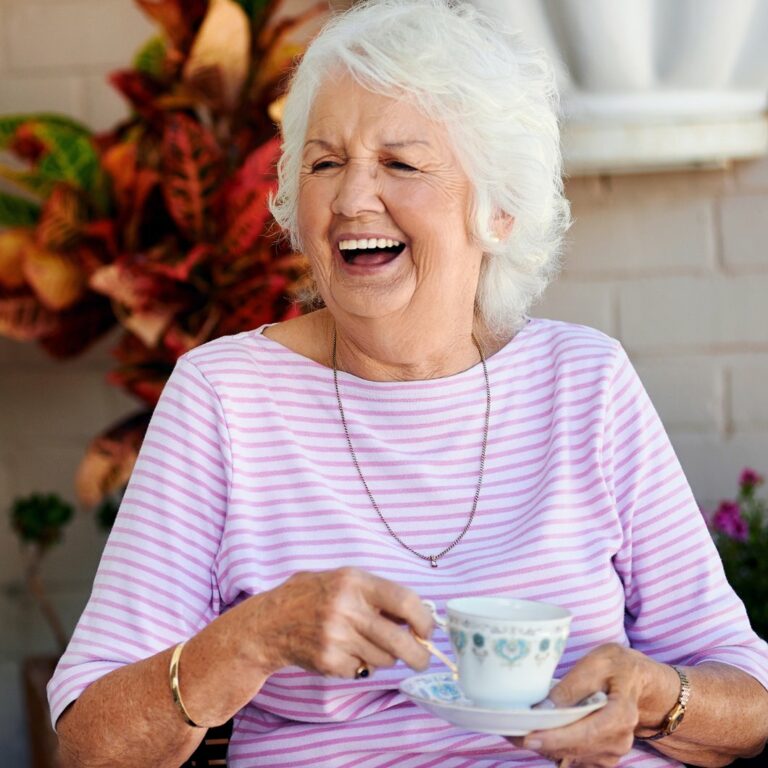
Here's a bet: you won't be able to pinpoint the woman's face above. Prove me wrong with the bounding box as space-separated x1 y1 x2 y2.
297 72 483 326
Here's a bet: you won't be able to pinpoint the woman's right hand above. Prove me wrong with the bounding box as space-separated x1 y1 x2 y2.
242 567 434 678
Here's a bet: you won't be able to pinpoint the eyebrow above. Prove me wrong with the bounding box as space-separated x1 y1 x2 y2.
303 139 431 151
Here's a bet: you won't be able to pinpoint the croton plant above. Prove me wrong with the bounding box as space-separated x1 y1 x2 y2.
0 0 331 514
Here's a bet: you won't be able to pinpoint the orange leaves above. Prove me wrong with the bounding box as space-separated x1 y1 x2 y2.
76 411 152 507
22 243 87 311
37 184 88 250
184 0 251 111
0 295 57 341
0 225 87 312
252 1 328 102
0 229 30 289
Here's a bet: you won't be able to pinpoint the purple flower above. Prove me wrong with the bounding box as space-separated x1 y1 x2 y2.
713 500 749 541
739 468 764 489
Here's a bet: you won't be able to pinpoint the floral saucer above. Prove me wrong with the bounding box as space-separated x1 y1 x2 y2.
399 673 607 736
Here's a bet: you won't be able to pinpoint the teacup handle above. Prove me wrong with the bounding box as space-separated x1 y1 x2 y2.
421 599 447 630
411 600 457 679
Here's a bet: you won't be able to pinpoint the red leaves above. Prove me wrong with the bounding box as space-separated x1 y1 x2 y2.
135 0 209 55
161 113 225 242
222 137 280 258
109 70 168 120
0 0 328 507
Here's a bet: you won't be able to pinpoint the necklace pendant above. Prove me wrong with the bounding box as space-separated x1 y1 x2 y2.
430 557 438 568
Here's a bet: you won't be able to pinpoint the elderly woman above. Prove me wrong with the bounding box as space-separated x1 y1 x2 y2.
49 1 768 767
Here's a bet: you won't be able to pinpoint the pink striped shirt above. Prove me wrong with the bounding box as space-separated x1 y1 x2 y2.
48 318 768 767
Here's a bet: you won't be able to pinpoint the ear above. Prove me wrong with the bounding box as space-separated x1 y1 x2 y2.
490 211 515 242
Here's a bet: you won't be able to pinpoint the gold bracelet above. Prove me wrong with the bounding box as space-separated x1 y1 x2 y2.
169 641 203 728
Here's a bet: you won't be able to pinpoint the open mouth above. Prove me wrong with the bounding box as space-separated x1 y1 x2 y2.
338 237 406 267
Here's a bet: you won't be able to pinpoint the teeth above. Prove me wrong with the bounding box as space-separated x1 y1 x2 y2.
339 238 403 250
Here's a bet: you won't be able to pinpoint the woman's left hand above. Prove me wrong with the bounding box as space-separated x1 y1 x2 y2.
508 643 680 768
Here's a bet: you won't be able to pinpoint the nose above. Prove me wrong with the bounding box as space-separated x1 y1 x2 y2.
331 159 385 218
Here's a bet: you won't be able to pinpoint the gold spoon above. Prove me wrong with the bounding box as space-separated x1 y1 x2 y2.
411 630 459 680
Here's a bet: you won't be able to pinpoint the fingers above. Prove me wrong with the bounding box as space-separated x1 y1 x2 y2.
360 570 434 639
358 612 431 671
520 644 644 768
523 696 636 760
269 567 434 678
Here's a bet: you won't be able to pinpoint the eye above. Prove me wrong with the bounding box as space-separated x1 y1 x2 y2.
385 160 418 172
311 160 342 172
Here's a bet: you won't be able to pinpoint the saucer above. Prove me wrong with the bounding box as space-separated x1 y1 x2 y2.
399 673 607 736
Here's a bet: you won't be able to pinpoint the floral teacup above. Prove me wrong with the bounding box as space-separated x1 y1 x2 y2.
421 597 571 709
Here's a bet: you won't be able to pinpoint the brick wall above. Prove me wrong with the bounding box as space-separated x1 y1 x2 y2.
1 1 767 763
536 166 768 503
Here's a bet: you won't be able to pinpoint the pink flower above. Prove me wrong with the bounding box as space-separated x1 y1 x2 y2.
713 500 749 541
739 468 764 489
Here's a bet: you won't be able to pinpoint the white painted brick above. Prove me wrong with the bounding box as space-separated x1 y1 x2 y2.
619 275 768 351
8 443 90 500
671 432 768 509
43 512 107 588
6 1 154 71
567 197 715 275
0 74 83 118
731 362 768 429
719 195 768 271
0 337 63 366
0 369 116 446
0 586 90 656
0 662 29 767
634 360 723 432
532 279 616 337
82 73 132 132
603 167 735 199
0 515 26 588
0 3 9 74
734 154 768 192
0 327 121 369
563 174 607 202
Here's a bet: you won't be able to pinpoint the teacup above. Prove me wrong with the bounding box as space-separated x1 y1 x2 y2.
420 597 571 709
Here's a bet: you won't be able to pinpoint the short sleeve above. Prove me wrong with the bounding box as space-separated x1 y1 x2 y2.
605 344 768 690
47 356 231 727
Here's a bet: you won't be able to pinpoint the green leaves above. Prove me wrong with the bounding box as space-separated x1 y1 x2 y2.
133 35 167 78
0 118 108 213
233 0 272 22
0 113 90 151
33 123 104 200
0 192 40 227
10 493 74 550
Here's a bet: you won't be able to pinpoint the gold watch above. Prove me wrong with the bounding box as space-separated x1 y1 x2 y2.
636 665 691 741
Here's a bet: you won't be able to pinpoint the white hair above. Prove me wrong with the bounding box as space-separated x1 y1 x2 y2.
269 0 570 336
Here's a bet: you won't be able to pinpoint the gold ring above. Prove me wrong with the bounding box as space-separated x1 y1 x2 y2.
354 663 371 680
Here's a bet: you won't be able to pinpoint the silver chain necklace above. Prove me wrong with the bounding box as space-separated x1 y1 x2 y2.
332 330 491 567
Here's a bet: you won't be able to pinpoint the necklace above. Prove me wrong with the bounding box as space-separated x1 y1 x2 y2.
332 330 491 567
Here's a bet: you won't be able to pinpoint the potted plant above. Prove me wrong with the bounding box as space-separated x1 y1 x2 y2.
703 468 767 767
0 0 330 512
10 493 74 768
0 3 331 764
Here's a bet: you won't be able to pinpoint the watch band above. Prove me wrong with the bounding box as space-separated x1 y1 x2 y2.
636 665 691 741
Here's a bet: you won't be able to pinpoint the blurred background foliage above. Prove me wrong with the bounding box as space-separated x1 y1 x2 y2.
0 0 329 511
